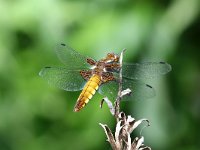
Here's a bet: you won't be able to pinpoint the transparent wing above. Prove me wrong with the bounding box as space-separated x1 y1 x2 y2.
122 78 155 101
39 67 86 91
98 81 118 101
122 62 172 80
55 43 91 69
98 78 155 101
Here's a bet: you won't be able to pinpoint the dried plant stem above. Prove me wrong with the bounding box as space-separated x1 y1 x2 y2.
99 49 151 150
114 49 126 120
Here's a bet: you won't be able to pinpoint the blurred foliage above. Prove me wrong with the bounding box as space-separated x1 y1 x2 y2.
0 0 200 150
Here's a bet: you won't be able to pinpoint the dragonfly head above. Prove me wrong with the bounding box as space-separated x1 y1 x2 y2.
105 53 119 63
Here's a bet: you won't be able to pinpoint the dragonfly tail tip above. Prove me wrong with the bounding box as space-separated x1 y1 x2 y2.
73 107 80 112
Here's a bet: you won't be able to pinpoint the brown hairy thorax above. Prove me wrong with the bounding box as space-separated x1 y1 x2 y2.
81 53 120 83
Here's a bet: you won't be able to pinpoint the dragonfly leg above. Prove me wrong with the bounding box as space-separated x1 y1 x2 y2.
101 72 115 83
86 58 96 66
80 70 92 80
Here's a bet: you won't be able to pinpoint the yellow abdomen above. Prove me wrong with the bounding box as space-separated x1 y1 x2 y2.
74 74 101 112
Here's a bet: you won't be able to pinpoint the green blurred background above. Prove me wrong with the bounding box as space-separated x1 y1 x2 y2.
0 0 200 150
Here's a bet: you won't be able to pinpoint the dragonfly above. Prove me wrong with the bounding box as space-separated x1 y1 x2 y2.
39 43 171 112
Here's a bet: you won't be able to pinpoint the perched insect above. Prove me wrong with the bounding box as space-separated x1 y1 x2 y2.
39 43 171 112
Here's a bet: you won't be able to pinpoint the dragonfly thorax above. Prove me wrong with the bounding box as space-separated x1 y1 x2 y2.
89 53 120 75
96 61 106 71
